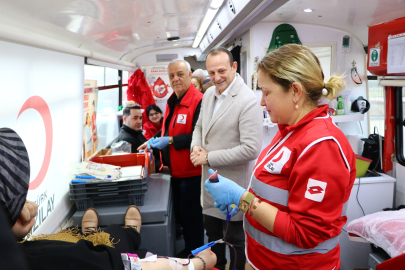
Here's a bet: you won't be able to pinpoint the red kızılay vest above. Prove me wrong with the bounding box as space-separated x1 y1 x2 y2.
244 105 356 270
161 83 203 178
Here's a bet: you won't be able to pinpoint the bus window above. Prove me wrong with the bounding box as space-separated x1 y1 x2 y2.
85 65 124 151
122 71 129 105
105 67 119 85
368 73 385 136
97 88 119 151
122 71 129 84
84 65 105 87
394 85 405 166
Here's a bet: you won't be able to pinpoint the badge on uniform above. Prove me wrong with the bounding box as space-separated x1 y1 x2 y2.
305 178 327 202
177 114 187 124
264 146 291 174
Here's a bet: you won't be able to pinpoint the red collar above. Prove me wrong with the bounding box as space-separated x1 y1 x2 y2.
168 83 198 108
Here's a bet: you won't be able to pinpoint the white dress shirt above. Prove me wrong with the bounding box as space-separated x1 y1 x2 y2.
212 74 238 117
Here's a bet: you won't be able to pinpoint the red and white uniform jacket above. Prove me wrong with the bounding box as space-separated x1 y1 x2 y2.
245 105 356 270
161 84 203 178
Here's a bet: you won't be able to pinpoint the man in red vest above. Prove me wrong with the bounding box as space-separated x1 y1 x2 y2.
139 59 204 257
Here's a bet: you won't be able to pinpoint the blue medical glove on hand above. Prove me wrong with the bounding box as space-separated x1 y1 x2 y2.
214 202 240 217
150 137 169 150
147 138 155 149
205 169 246 206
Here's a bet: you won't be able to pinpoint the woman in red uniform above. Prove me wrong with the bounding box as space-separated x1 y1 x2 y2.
205 44 356 270
143 105 163 140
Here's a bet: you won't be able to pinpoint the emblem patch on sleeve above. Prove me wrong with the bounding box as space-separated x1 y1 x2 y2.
264 146 291 174
305 178 327 202
177 114 187 124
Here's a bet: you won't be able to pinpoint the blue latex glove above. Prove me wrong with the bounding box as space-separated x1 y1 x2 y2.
214 202 240 217
147 138 155 149
205 168 246 206
150 137 169 150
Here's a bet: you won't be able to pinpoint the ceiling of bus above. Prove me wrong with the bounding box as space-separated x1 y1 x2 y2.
262 0 405 45
0 0 210 63
0 0 404 65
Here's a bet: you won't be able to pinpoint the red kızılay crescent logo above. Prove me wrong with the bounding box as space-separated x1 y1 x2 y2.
16 96 53 190
307 186 324 194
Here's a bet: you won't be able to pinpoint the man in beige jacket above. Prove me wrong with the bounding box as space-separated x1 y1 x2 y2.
191 47 262 270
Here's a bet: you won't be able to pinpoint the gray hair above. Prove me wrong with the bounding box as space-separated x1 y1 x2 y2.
192 69 207 80
168 59 191 73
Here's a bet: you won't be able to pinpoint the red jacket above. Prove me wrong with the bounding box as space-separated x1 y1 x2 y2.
161 84 203 178
127 69 156 120
245 105 356 270
143 120 162 140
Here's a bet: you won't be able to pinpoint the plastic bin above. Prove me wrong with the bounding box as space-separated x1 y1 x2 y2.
69 177 148 194
74 192 146 210
90 152 150 176
70 185 147 199
356 155 372 177
71 153 150 209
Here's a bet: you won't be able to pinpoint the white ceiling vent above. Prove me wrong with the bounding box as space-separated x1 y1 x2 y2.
229 0 236 14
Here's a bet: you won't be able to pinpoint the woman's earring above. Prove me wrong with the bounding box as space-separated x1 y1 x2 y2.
294 99 299 109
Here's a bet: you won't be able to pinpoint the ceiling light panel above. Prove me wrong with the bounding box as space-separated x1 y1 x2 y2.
198 0 247 51
192 0 224 47
210 0 224 9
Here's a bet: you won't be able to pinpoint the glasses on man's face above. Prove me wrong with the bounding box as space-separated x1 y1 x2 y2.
149 112 161 117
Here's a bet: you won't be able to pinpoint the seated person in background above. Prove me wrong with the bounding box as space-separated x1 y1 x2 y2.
116 104 147 153
191 76 203 93
192 69 213 93
143 105 163 140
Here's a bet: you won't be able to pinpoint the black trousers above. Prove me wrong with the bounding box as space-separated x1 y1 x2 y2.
203 214 246 270
75 224 147 258
171 175 204 255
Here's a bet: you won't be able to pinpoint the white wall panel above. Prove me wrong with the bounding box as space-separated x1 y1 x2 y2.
0 40 84 234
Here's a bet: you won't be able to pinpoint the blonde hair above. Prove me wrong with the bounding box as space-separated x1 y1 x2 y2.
257 44 345 106
191 76 203 92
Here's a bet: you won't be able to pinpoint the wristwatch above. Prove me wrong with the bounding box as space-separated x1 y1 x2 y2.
168 136 173 145
239 192 254 213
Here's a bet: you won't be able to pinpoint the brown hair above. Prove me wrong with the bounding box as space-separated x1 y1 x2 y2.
207 47 234 66
257 44 345 106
